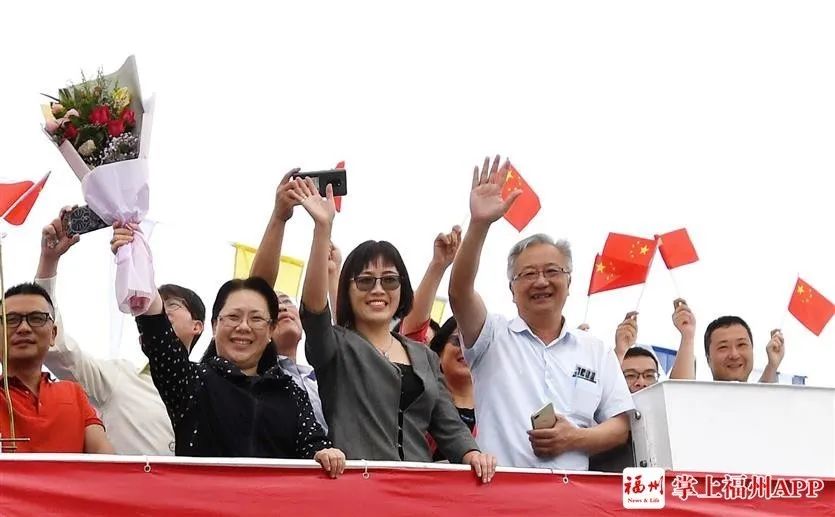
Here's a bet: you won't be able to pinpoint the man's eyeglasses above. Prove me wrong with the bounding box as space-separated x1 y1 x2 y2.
0 311 54 328
512 267 571 283
448 332 462 348
217 314 272 330
623 369 659 383
353 275 402 292
164 298 188 314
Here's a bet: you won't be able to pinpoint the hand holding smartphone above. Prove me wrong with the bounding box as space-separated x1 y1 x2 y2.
292 168 347 197
531 402 558 429
62 205 109 236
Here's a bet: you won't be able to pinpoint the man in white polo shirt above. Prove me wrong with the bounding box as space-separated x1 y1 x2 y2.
449 156 634 470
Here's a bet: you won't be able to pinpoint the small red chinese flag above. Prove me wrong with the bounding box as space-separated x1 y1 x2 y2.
788 278 834 336
588 254 651 295
501 162 541 232
0 180 34 214
602 232 657 268
2 172 50 225
656 228 699 269
333 161 344 212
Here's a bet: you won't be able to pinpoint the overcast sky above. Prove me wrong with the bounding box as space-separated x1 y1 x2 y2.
1 1 832 384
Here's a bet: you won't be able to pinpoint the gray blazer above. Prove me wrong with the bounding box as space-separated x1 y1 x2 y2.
301 305 479 463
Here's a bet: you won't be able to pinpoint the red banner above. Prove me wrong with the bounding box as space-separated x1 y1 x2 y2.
0 456 832 516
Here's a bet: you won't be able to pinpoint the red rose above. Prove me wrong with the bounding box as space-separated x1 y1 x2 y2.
63 122 78 140
107 118 126 137
89 105 110 125
121 108 136 126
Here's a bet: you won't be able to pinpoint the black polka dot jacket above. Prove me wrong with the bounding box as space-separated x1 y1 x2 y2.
136 312 332 458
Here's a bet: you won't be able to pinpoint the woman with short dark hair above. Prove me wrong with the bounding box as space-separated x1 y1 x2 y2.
289 178 496 482
111 227 345 477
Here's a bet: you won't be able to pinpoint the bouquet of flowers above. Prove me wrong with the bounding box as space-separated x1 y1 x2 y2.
44 74 139 169
42 56 156 316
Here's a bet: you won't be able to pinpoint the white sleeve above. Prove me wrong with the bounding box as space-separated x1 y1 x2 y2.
595 347 636 422
462 313 504 371
37 276 117 407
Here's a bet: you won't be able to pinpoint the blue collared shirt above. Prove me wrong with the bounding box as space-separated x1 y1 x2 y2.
278 356 328 434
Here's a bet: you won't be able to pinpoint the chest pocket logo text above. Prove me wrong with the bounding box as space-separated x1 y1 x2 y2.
572 366 598 384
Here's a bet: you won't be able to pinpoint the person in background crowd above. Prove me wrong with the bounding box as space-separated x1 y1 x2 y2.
621 347 662 393
291 177 496 483
248 172 345 433
614 298 697 381
112 226 345 477
0 282 113 454
37 208 204 455
449 155 634 471
269 292 328 434
398 226 461 344
704 316 785 383
427 316 476 461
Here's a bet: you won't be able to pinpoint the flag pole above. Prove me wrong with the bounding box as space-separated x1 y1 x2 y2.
583 296 590 326
668 268 682 299
459 213 470 234
634 237 662 311
634 282 648 312
0 175 48 451
634 244 659 311
780 274 799 330
0 230 18 451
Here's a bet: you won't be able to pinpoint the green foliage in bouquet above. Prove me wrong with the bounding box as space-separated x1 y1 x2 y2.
45 69 138 168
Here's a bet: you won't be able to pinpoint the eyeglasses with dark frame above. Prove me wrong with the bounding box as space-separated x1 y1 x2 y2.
353 275 402 292
623 369 659 383
0 311 54 328
163 297 189 314
512 266 571 283
448 332 462 348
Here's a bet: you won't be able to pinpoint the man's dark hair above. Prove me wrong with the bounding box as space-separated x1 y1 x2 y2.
704 316 753 358
159 284 206 348
2 283 55 315
623 346 658 370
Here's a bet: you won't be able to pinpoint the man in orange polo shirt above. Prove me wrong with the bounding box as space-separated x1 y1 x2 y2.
1 282 113 453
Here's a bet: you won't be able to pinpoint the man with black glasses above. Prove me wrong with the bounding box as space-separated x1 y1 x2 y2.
0 282 113 453
621 348 661 393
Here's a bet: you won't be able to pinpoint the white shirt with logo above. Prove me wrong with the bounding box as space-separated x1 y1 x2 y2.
464 313 634 470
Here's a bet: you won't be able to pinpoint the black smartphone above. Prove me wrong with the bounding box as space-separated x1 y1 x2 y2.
293 168 347 197
62 205 109 236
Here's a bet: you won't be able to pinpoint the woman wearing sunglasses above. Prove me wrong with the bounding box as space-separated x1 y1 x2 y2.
290 178 496 483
